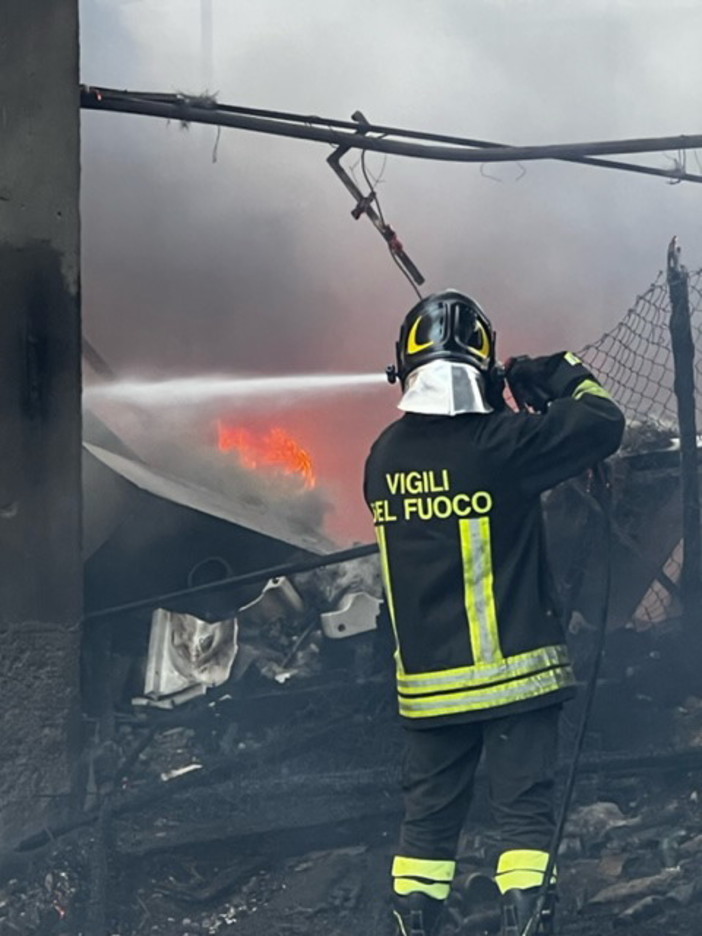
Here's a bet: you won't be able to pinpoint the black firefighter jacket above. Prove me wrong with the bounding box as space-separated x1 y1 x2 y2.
363 355 625 728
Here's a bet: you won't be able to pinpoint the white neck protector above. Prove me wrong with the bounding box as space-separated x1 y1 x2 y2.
398 360 493 416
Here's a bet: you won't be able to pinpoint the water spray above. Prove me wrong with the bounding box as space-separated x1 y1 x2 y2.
84 372 386 408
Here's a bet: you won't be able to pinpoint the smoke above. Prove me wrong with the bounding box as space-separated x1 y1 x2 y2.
79 0 702 541
88 391 335 540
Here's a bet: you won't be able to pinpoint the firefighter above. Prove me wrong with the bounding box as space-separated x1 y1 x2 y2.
363 290 625 936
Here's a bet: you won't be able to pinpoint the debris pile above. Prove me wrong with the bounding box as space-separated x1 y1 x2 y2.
4 641 702 936
3 499 702 935
5 731 702 934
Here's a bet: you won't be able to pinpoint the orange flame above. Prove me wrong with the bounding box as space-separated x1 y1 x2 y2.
217 422 316 489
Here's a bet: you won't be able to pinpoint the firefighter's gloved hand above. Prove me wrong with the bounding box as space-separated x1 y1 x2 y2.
506 352 595 413
505 355 554 413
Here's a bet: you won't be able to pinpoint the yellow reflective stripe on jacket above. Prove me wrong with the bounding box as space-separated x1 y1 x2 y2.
572 378 612 401
392 857 456 882
392 856 456 901
495 849 555 894
375 523 405 675
459 517 503 664
397 644 570 695
398 664 574 719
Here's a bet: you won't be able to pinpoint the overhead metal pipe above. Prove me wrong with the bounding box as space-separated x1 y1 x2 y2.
81 86 702 181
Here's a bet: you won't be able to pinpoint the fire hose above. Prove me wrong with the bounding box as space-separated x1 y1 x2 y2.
521 464 612 936
507 371 615 936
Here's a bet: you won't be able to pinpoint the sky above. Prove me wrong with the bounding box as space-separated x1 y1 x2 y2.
79 0 702 542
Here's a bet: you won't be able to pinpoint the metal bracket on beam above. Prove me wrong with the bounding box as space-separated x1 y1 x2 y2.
327 112 425 287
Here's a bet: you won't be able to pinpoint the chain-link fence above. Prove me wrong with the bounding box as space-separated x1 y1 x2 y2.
575 267 702 626
581 268 702 428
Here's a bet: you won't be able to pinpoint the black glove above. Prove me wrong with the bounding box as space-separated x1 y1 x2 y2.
506 352 594 413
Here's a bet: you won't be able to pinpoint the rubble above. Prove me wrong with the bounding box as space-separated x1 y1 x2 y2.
135 609 239 708
565 802 637 847
7 514 702 934
588 868 681 905
6 703 702 936
320 591 381 639
6 676 702 936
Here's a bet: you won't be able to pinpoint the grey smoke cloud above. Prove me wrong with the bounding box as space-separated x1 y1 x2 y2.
81 0 702 360
79 0 702 540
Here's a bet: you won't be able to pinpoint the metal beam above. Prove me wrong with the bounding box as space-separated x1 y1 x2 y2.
81 86 702 181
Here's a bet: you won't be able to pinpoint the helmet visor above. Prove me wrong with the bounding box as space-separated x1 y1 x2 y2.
453 307 492 362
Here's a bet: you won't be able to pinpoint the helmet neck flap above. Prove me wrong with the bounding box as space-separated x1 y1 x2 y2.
398 359 493 415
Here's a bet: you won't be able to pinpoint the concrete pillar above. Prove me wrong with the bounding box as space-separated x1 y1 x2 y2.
0 1 82 845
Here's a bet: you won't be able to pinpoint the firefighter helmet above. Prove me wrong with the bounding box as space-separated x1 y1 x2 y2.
392 290 496 387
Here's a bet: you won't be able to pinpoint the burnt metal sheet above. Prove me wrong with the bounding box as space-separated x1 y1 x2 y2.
321 591 381 639
136 608 239 708
84 442 334 556
237 576 304 628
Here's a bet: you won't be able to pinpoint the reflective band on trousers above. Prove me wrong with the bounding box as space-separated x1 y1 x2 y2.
392 856 456 901
393 878 451 899
459 516 503 664
398 663 575 719
392 857 456 881
397 644 570 695
495 849 556 894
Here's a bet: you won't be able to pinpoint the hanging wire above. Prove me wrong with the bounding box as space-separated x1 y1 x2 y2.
360 150 422 300
663 149 686 184
211 124 222 163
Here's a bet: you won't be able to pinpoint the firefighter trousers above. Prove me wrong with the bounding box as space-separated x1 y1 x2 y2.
392 705 560 901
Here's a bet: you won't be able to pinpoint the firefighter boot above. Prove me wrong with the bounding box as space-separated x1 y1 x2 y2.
392 892 444 936
500 886 555 936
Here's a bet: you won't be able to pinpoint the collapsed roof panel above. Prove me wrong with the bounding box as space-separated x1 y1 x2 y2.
85 443 333 557
83 435 335 622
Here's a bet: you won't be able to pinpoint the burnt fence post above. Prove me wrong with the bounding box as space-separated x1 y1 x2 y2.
667 237 702 628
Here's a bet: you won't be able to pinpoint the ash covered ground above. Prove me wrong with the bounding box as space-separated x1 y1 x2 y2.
4 610 702 936
5 430 701 936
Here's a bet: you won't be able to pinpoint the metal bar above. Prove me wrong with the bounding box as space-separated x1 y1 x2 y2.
80 87 702 170
667 237 702 626
327 143 425 285
84 541 379 622
82 336 116 379
79 86 702 183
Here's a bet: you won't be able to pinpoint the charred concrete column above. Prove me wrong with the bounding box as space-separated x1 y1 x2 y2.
0 2 82 844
